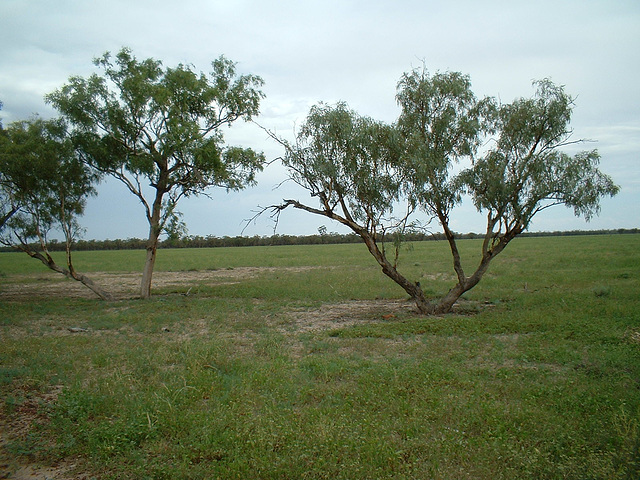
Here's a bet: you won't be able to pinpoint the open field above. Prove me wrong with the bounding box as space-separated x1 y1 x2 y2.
1 235 639 479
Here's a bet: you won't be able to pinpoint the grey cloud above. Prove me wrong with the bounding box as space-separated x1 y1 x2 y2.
1 0 638 238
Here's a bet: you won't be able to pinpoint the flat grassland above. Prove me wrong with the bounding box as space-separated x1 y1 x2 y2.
1 235 639 479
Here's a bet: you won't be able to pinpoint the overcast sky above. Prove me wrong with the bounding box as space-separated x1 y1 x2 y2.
1 0 638 240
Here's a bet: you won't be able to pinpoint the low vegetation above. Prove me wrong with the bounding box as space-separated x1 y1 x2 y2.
1 235 639 479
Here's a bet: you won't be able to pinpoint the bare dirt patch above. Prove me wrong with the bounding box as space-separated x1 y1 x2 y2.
281 297 496 333
283 298 416 332
0 266 323 301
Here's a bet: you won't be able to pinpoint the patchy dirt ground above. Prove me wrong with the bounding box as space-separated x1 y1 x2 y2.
0 266 324 301
0 268 485 478
284 298 415 332
0 267 419 478
0 385 84 480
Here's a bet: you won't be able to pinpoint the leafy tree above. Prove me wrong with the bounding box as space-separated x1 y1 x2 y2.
47 48 266 298
267 70 619 314
448 79 619 312
0 117 112 300
0 100 17 229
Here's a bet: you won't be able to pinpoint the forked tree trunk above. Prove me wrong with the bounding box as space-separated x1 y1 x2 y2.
280 199 495 316
364 231 499 315
412 271 485 315
433 283 470 315
430 236 512 314
353 221 502 315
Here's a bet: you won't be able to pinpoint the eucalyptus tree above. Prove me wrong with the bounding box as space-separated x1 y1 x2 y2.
0 100 17 229
47 48 266 298
268 70 618 314
0 117 112 300
266 101 418 295
451 79 619 310
393 69 496 312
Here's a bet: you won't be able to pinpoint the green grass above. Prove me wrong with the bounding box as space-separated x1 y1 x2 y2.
1 235 639 479
0 243 381 275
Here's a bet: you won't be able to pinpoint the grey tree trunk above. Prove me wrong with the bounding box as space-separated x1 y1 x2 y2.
358 231 438 314
68 270 115 301
140 185 165 299
140 241 157 299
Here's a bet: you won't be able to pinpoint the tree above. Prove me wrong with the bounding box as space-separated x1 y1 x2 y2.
448 80 619 305
0 117 113 300
47 48 266 298
265 101 430 305
0 100 18 230
267 70 619 314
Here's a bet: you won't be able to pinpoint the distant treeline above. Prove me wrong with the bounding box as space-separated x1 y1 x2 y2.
2 228 637 253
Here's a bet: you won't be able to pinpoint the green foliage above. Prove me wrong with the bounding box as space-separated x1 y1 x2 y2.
46 47 265 207
281 102 402 226
396 68 494 217
459 79 620 234
270 67 619 314
0 117 98 244
0 117 114 299
46 47 266 296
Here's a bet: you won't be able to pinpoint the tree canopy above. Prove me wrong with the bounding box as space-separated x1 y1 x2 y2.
460 79 618 231
274 102 402 231
0 117 112 300
47 48 266 298
267 69 619 314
